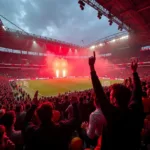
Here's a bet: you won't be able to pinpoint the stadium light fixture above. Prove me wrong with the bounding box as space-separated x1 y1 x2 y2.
118 24 123 31
2 25 6 31
90 45 96 50
78 0 85 10
99 43 103 47
80 5 84 10
108 12 113 26
97 11 102 19
33 40 36 44
110 39 116 43
109 19 113 26
120 35 129 40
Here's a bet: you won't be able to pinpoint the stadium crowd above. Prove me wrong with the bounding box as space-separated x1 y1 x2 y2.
0 50 150 80
0 66 150 80
0 53 150 150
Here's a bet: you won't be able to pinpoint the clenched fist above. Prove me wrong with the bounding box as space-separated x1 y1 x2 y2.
131 58 138 73
89 51 96 66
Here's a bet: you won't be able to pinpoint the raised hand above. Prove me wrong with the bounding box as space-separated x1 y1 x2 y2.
89 51 96 66
81 122 89 130
33 90 39 105
131 58 138 73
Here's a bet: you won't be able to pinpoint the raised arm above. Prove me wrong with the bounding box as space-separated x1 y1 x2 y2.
129 60 143 111
89 52 112 118
24 104 37 126
22 91 38 133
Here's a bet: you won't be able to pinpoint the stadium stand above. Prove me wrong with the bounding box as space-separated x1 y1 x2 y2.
0 52 150 150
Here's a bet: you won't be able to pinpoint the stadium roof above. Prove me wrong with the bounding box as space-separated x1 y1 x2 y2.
82 0 150 46
0 0 150 51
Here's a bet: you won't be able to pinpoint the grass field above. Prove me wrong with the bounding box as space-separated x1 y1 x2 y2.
17 78 123 97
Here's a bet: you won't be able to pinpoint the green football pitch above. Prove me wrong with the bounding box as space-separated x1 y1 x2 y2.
17 78 123 97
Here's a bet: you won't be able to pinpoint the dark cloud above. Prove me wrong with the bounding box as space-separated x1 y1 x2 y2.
0 0 119 45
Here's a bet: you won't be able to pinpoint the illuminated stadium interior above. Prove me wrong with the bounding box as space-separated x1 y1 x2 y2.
0 0 150 149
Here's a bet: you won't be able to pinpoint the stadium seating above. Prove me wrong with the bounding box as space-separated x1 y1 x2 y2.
0 52 150 150
0 39 150 150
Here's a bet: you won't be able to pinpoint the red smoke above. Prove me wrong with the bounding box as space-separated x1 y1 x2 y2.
45 49 113 78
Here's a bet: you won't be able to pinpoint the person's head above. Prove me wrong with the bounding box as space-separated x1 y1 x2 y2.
124 78 132 88
88 92 91 97
65 96 68 101
110 84 131 109
25 104 31 111
1 111 16 129
15 104 22 113
79 96 83 103
0 109 5 119
36 102 53 124
70 96 78 104
70 137 83 150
